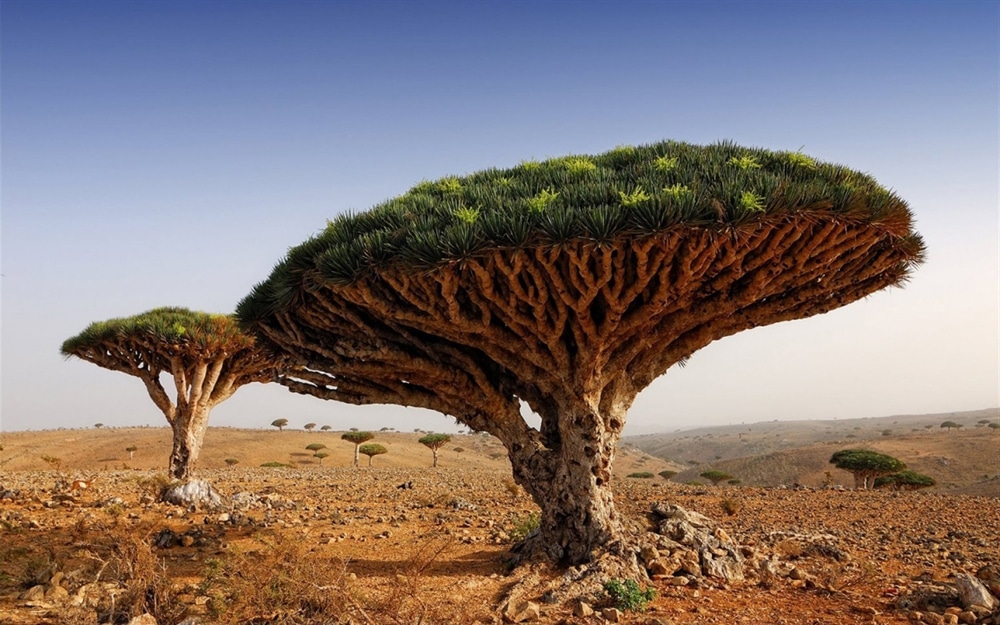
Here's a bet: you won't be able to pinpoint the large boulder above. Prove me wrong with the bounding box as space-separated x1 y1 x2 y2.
161 479 225 510
649 503 745 581
956 572 998 611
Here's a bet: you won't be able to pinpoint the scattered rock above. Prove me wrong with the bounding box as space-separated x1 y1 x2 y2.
602 607 623 622
955 572 998 611
127 614 159 625
650 503 745 581
573 600 594 617
502 599 540 622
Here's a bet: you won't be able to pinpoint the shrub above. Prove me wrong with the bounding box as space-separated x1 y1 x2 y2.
508 512 540 543
658 470 678 480
260 461 291 468
700 470 735 485
200 533 350 624
626 472 654 478
224 458 239 467
720 498 741 516
603 578 656 612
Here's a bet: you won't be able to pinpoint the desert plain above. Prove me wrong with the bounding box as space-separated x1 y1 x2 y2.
1 410 998 625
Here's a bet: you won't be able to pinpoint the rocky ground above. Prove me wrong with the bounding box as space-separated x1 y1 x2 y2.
1 467 998 625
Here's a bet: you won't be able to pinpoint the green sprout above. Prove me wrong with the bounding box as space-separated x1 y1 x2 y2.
739 191 766 212
437 177 463 196
618 187 652 207
785 150 817 169
562 157 597 174
527 188 560 213
663 183 693 200
728 155 762 170
453 205 481 224
654 156 679 173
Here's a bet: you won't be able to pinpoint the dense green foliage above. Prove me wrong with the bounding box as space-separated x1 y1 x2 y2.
626 472 655 479
305 443 326 452
238 140 922 321
873 470 936 490
700 470 735 485
62 307 254 356
418 433 452 449
341 431 374 445
658 470 678 480
829 449 906 474
271 419 288 431
358 443 387 460
940 420 962 430
603 579 656 612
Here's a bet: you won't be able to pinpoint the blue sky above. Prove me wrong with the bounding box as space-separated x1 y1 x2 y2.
2 1 997 435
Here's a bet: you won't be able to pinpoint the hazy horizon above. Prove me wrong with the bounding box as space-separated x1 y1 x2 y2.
2 1 998 436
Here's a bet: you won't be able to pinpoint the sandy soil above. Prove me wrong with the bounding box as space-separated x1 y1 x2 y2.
1 463 998 625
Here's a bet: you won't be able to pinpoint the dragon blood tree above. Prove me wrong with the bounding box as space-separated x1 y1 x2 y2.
237 141 924 573
62 308 279 480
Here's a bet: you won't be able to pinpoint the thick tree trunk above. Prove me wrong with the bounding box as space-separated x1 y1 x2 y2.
432 448 439 467
169 406 211 480
353 445 360 468
505 403 631 568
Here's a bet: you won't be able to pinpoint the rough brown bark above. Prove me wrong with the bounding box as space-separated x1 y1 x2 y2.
250 218 921 569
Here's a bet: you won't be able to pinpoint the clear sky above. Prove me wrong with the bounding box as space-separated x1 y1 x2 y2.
2 1 997 435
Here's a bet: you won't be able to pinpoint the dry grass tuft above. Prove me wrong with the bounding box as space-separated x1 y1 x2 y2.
200 531 354 625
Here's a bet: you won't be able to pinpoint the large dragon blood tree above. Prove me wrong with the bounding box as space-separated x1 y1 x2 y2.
62 308 279 480
237 140 924 570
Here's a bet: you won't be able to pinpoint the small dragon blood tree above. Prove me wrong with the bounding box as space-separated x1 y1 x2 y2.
62 308 279 480
237 140 924 577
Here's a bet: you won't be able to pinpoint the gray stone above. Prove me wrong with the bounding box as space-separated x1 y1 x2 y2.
956 573 998 611
650 503 744 581
162 480 224 510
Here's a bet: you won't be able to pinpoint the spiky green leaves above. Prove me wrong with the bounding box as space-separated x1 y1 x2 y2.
236 140 922 323
62 308 256 359
829 449 906 474
418 433 452 449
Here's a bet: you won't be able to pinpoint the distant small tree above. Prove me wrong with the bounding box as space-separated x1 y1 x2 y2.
940 420 961 431
341 431 374 467
978 419 991 425
923 424 933 430
313 452 330 465
658 470 678 481
358 443 388 467
873 470 935 491
94 423 104 429
418 433 451 467
700 470 734 485
304 423 316 431
881 429 892 437
224 458 239 467
305 443 327 452
63 308 279 480
989 422 1000 431
320 425 332 431
125 445 138 461
829 449 906 489
271 418 289 432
